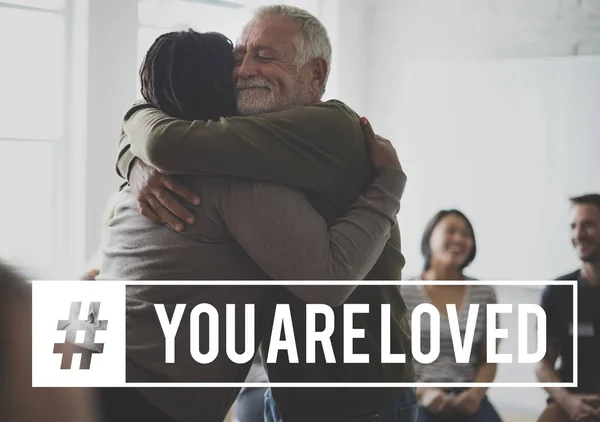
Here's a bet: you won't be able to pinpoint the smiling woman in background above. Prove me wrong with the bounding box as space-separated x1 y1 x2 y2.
402 209 502 422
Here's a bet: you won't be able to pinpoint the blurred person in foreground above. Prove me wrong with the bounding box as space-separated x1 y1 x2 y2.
402 209 502 422
536 194 600 422
0 261 99 422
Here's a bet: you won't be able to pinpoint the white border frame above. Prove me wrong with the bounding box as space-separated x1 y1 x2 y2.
33 279 578 388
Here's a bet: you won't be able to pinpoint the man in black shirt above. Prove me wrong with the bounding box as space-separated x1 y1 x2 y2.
536 194 600 422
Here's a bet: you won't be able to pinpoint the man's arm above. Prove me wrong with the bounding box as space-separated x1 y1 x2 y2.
535 343 600 420
536 342 569 402
535 287 600 420
118 100 365 192
117 131 135 180
214 165 406 307
536 286 569 402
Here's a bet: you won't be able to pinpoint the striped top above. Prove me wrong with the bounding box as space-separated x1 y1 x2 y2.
401 282 498 383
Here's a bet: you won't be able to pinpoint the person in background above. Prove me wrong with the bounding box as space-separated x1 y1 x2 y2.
0 261 100 422
536 194 600 422
402 209 502 422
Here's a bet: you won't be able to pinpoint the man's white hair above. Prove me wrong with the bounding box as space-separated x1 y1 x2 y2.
251 4 332 95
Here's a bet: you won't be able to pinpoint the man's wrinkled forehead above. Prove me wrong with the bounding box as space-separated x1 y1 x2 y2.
235 15 299 55
572 203 600 223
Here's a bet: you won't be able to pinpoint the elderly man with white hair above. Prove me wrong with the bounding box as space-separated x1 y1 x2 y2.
114 4 417 422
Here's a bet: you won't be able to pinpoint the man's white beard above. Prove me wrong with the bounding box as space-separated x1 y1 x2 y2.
236 77 312 116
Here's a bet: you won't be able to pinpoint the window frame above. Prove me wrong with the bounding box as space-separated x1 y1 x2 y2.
0 0 75 278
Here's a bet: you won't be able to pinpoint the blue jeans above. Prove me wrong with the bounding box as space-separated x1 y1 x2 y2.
236 386 269 422
416 395 501 422
263 388 282 422
264 388 418 422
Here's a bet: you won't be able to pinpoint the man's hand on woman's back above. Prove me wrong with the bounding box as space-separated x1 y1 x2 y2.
129 158 201 232
128 116 404 228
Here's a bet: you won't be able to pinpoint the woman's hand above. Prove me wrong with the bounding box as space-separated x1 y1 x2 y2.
418 387 453 414
451 388 485 415
80 268 99 280
360 117 402 172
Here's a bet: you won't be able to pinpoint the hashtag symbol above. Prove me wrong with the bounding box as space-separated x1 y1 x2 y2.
54 302 108 370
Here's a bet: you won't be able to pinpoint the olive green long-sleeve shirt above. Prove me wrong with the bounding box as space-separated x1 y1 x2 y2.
117 99 414 422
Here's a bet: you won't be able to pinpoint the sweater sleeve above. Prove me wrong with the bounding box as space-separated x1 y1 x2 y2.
117 100 366 193
217 166 407 307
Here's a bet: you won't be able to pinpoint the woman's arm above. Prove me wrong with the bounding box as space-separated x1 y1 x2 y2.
118 100 367 193
466 360 498 398
214 165 406 306
451 286 500 415
450 361 497 415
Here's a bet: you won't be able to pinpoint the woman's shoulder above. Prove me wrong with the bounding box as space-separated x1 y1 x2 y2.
400 282 424 304
468 283 498 303
320 99 358 117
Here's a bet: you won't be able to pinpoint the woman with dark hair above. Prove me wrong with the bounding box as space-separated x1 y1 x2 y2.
88 30 265 421
402 210 502 422
94 30 242 422
138 30 238 122
419 209 477 281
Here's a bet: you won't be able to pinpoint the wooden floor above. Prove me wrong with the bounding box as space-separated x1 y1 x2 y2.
501 412 538 422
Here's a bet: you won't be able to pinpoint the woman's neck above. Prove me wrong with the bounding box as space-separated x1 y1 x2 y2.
422 264 463 281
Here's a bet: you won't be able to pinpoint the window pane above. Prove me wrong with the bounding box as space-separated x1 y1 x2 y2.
0 141 54 268
138 0 174 28
136 26 172 96
137 26 170 69
0 0 65 10
138 0 252 42
0 9 64 139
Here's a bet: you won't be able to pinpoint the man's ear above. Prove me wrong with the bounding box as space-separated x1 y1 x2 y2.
309 57 328 96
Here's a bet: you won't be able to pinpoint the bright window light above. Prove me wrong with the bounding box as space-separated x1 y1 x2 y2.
0 141 54 268
136 0 257 96
139 0 249 39
0 0 65 10
0 8 65 140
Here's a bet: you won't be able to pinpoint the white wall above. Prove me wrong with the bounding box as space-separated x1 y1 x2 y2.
320 0 370 114
83 0 139 266
365 0 600 62
386 57 600 280
365 1 600 280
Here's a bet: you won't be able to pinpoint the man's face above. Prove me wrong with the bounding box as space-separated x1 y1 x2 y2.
570 203 600 263
233 14 315 116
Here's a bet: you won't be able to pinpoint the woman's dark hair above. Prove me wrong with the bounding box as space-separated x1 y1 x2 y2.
420 209 477 272
139 29 237 121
